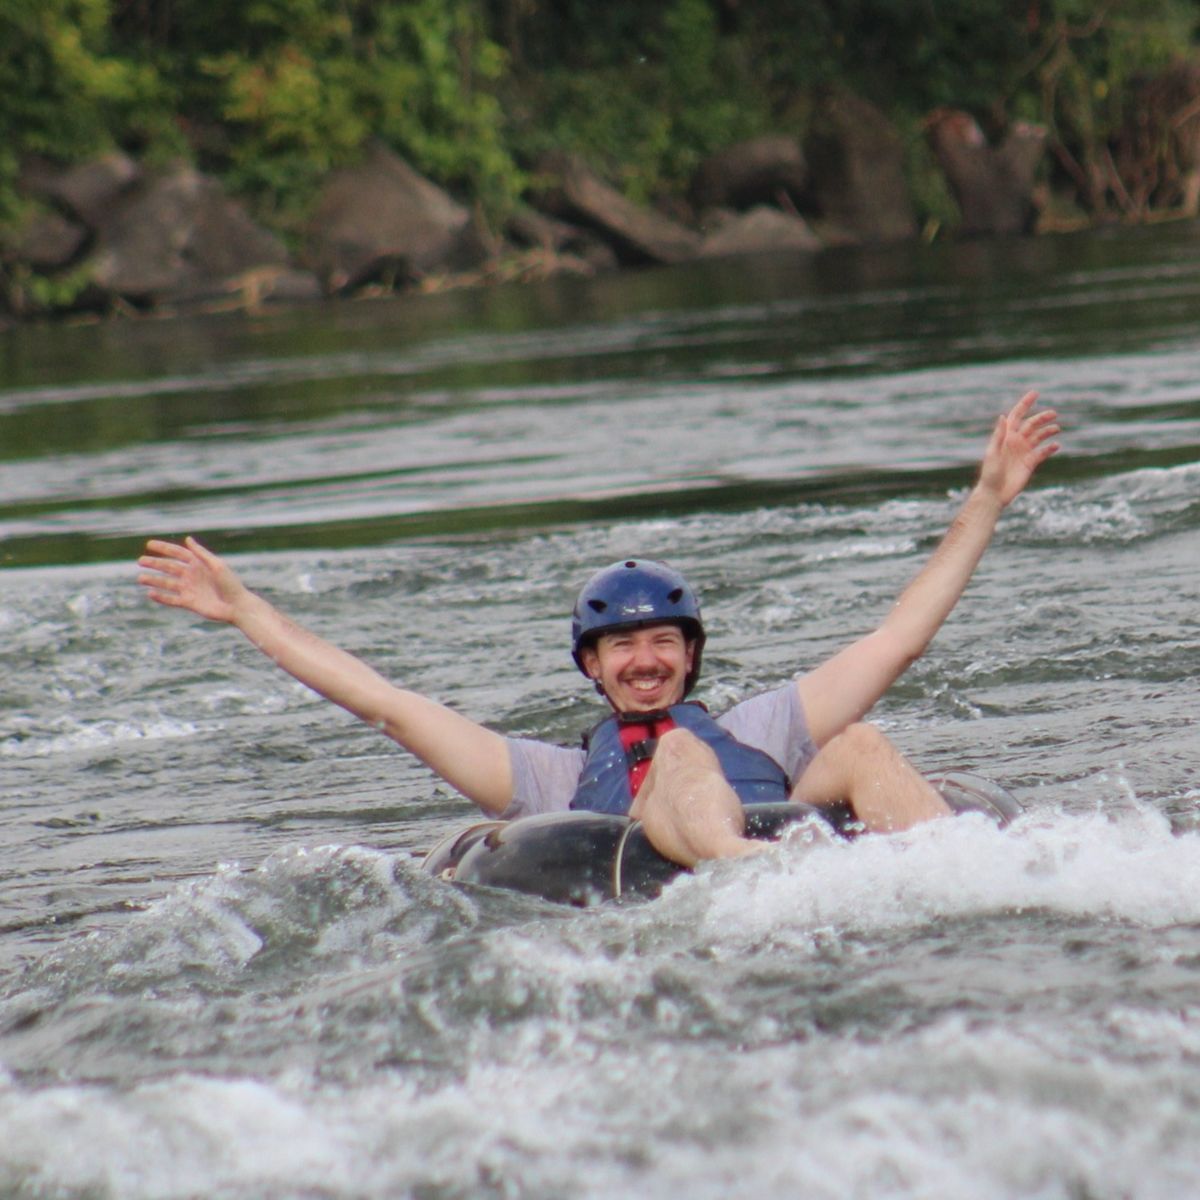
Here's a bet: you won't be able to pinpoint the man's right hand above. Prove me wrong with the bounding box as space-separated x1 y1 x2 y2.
137 536 247 624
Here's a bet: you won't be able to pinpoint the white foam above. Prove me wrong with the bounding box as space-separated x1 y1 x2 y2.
665 804 1200 949
8 808 1200 1198
0 715 198 758
1025 491 1147 542
4 1015 1200 1200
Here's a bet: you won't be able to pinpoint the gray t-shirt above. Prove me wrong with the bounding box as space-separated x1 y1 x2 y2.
499 683 816 820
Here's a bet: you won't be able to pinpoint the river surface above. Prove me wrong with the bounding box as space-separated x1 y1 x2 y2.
3 223 1200 1198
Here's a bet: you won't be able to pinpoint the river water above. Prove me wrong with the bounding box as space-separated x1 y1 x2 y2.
2 223 1200 1197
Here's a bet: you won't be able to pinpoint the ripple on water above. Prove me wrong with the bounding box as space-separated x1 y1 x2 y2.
4 225 1200 1199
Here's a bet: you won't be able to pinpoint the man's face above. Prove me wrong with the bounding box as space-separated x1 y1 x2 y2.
580 623 695 713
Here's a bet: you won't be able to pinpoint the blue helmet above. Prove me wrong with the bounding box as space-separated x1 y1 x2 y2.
571 559 706 695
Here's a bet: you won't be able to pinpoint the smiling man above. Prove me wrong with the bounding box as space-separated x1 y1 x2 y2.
511 555 966 865
139 391 1059 869
564 560 795 861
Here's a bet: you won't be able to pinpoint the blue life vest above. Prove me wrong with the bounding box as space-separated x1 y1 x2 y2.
570 702 791 816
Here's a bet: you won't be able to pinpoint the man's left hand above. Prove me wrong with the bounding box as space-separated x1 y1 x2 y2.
977 390 1061 508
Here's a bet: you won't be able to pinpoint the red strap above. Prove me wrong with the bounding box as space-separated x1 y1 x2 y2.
618 713 677 797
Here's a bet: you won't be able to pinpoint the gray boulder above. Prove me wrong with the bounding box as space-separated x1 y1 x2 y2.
1 208 87 271
533 153 700 265
305 144 488 293
926 109 1047 235
20 151 140 228
805 90 917 242
504 205 618 272
690 135 808 213
697 206 821 257
87 165 293 304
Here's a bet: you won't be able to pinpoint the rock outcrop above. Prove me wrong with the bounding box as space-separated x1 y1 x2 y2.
304 143 489 294
88 165 296 303
533 153 700 265
21 152 140 228
690 135 808 214
926 110 1047 235
504 205 619 272
697 206 821 257
8 155 319 313
2 209 87 272
804 90 917 243
12 68 1167 325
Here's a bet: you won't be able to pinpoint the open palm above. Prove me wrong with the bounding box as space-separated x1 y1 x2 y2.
137 537 245 623
978 390 1061 507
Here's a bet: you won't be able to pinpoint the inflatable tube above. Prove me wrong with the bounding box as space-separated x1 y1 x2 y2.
421 771 1021 907
929 770 1023 824
421 802 824 906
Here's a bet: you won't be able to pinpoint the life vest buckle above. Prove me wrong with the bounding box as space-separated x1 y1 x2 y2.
624 737 659 767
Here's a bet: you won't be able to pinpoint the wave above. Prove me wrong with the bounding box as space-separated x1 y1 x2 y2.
5 806 1200 1198
0 715 199 759
7 802 1200 1014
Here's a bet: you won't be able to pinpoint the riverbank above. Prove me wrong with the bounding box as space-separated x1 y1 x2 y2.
3 61 1199 328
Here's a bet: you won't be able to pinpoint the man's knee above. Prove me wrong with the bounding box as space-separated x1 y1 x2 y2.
635 729 722 816
822 722 891 762
795 723 895 799
654 726 719 772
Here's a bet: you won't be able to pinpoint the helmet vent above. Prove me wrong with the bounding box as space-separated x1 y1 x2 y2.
624 560 637 568
588 599 608 613
668 588 683 604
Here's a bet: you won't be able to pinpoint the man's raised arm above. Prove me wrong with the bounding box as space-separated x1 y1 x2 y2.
797 391 1060 747
137 537 514 814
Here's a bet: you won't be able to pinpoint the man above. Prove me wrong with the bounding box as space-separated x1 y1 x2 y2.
138 391 1059 867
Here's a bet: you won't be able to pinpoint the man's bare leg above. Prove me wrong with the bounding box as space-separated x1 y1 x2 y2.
630 728 768 867
792 722 950 832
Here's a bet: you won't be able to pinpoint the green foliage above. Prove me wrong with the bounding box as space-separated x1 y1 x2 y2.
2 0 1200 256
0 0 175 193
200 44 372 217
1 259 95 317
510 0 768 202
901 121 962 231
368 1 523 218
1024 0 1200 211
517 65 678 202
120 0 526 224
654 0 764 183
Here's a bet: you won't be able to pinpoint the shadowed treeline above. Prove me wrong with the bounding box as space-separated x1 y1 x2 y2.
2 1 1199 320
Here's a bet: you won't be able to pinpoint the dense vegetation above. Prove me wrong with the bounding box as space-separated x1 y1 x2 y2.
2 0 1198 234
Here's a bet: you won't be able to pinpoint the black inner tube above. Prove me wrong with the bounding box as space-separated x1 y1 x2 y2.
421 772 1021 907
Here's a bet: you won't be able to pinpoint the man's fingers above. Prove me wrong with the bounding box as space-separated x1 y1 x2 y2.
143 538 193 560
137 564 186 586
137 554 188 577
185 535 220 567
140 585 186 608
1020 420 1060 447
1008 390 1039 420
